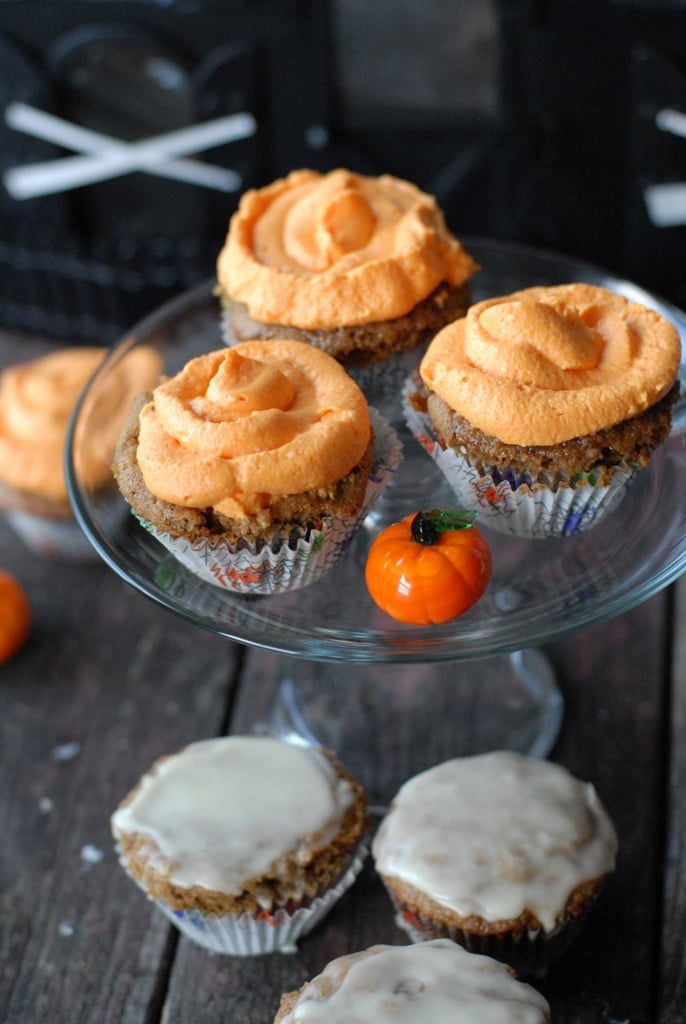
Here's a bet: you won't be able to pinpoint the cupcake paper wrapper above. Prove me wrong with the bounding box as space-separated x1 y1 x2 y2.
346 348 426 425
134 407 402 594
4 510 99 561
393 908 584 979
118 841 368 956
401 371 635 539
388 883 602 978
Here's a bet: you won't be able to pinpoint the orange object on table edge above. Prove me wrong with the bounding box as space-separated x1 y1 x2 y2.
0 570 31 664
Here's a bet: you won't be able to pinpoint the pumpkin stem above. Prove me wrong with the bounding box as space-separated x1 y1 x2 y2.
410 509 478 545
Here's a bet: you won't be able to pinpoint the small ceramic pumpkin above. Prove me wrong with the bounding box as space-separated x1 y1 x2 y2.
365 509 492 625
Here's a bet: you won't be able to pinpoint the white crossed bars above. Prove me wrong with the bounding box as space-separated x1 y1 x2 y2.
3 101 257 200
644 108 686 228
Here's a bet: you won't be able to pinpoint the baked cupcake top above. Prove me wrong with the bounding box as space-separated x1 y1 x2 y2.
217 168 478 329
372 751 617 932
136 340 371 518
112 736 363 901
420 283 681 445
0 347 105 504
274 939 550 1023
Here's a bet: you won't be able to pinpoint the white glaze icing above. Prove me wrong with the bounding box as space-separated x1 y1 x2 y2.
111 736 356 895
372 751 617 931
278 939 550 1023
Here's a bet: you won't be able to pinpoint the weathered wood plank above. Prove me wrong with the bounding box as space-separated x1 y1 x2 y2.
0 515 240 1023
660 575 686 1024
539 592 668 1024
163 594 668 1024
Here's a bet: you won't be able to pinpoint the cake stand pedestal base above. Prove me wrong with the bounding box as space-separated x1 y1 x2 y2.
256 648 563 811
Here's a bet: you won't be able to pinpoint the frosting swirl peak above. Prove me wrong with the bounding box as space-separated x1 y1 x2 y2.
420 283 681 445
217 168 478 329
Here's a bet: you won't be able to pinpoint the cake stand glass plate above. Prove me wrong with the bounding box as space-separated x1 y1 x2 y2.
66 238 686 774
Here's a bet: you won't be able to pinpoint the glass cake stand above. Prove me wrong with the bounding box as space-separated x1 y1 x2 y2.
66 239 686 777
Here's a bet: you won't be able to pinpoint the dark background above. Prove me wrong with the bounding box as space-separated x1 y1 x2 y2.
0 0 684 341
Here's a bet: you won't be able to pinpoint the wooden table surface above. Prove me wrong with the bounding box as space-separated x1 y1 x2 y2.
1 327 685 1024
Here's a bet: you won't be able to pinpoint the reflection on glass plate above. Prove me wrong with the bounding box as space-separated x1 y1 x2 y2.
66 238 686 664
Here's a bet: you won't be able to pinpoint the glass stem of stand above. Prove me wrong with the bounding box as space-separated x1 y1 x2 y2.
266 648 564 811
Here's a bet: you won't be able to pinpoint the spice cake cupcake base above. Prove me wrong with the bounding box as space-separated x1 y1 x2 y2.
384 874 605 979
221 279 474 366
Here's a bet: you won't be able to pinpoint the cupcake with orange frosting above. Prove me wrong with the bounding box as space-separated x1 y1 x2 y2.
0 346 107 558
217 169 477 412
112 339 401 593
404 283 681 537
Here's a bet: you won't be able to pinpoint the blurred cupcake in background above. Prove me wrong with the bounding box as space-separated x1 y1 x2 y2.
216 168 478 416
112 735 369 956
0 346 106 559
404 283 681 537
0 344 161 560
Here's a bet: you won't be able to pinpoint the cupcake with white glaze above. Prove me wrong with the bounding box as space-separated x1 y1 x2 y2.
404 283 681 537
372 751 618 977
111 735 368 956
112 339 401 594
272 939 550 1023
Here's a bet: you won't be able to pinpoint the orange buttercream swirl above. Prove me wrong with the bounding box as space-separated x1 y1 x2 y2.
217 168 478 329
0 347 106 501
136 340 371 518
420 283 682 446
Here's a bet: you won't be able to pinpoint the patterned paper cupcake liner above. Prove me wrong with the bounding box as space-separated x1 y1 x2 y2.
393 907 573 979
390 887 602 979
3 509 99 562
118 840 368 956
401 371 635 539
346 348 426 424
135 407 402 594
